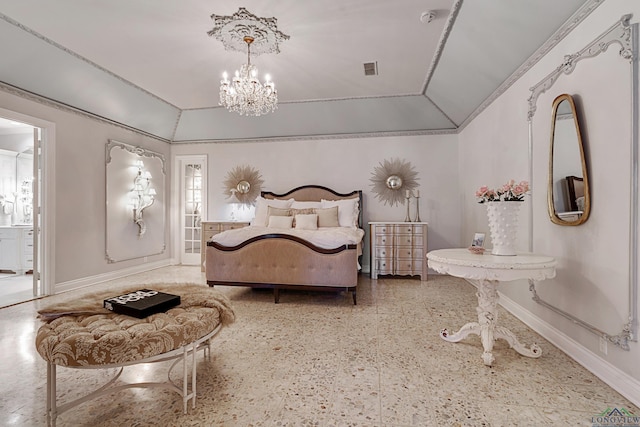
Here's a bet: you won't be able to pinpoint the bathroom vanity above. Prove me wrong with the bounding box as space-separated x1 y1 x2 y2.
0 226 33 274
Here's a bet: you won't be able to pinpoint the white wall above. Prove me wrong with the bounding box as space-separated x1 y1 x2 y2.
171 134 460 272
458 0 640 398
0 89 172 286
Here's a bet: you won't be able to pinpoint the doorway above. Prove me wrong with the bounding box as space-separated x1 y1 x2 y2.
0 109 53 307
175 155 207 265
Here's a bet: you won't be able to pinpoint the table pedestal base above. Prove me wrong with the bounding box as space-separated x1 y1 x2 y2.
440 279 541 366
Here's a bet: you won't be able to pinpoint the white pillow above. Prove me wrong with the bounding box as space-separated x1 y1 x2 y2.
321 197 359 228
291 200 323 209
252 196 294 226
294 214 318 230
267 215 294 229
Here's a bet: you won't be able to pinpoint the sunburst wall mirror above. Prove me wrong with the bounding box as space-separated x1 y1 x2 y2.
223 165 264 206
370 158 419 206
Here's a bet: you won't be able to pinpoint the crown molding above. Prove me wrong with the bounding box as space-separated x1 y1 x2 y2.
171 128 457 145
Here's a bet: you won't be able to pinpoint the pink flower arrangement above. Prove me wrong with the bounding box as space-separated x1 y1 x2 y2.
476 180 530 203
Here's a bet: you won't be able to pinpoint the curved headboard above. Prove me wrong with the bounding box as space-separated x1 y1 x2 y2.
261 185 363 228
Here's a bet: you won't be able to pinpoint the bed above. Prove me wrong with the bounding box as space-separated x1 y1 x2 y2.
206 185 364 304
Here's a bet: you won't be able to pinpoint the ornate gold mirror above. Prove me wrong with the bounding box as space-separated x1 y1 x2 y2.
548 94 590 225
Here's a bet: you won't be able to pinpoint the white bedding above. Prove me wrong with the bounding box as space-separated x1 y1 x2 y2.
211 225 365 251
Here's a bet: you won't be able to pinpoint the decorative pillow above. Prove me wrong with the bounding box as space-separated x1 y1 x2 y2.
291 200 323 209
267 206 291 218
294 214 318 230
289 208 315 216
321 198 359 228
252 197 294 226
315 206 340 227
267 215 294 229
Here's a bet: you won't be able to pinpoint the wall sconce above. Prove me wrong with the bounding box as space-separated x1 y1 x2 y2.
128 159 156 237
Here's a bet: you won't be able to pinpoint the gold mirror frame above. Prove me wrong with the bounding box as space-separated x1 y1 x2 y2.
548 94 590 226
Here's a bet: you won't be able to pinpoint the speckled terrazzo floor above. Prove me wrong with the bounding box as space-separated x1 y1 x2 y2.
1 266 637 426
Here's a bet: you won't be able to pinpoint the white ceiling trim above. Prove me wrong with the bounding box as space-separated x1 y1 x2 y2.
170 127 458 146
421 0 464 94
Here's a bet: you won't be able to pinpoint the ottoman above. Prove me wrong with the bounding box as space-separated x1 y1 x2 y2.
35 283 235 427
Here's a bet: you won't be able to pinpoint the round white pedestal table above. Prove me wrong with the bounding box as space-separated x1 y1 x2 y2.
427 248 556 366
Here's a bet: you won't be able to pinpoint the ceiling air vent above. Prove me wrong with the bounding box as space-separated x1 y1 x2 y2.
363 61 378 76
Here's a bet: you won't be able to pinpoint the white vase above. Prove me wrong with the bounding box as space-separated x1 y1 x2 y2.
486 201 521 256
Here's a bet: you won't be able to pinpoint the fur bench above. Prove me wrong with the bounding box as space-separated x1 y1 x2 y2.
35 283 235 427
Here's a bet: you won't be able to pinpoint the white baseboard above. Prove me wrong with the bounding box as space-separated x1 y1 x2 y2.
498 290 640 408
55 258 176 294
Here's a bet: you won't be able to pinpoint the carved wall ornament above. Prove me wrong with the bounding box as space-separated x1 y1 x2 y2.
528 14 633 120
370 158 419 207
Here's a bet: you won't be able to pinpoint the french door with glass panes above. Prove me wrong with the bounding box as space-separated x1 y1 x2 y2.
177 156 206 265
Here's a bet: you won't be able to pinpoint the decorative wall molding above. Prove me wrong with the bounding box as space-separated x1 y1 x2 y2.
528 14 633 120
106 140 167 174
105 140 167 263
527 16 639 350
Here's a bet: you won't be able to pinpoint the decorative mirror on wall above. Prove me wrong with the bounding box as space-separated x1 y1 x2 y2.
222 165 264 205
106 140 166 263
548 93 590 226
369 158 419 206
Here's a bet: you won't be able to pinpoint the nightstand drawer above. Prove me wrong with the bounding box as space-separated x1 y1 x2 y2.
375 258 393 274
395 247 423 259
375 247 392 258
395 259 422 272
221 223 247 231
374 225 391 234
374 235 392 246
394 224 416 234
203 223 217 232
395 235 424 246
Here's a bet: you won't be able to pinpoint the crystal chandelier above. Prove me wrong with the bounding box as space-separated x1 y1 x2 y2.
208 7 289 117
219 36 277 116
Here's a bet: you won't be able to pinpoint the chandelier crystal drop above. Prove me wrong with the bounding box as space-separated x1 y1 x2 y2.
219 36 277 116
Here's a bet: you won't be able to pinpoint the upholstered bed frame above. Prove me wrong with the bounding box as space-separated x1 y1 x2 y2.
206 185 363 304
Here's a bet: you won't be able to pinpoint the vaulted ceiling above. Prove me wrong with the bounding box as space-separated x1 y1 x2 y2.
0 0 594 142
